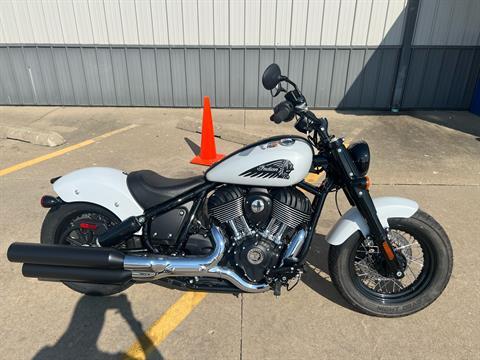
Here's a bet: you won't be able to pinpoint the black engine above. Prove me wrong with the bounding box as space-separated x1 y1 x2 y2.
208 185 311 282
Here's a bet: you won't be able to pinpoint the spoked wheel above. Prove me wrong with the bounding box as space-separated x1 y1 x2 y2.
329 210 453 317
41 203 133 296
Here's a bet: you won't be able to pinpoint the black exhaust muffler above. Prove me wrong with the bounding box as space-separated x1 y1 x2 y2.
7 242 125 269
22 264 132 284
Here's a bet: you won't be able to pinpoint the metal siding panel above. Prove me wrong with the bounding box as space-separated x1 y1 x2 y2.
446 0 470 45
322 0 340 45
136 0 154 44
73 0 94 44
88 0 109 44
413 0 437 45
402 48 428 107
0 2 20 43
111 48 131 105
433 49 460 108
82 48 103 105
166 0 183 45
417 49 444 107
244 49 259 107
230 49 245 107
140 48 160 106
260 0 276 46
104 1 125 44
329 49 349 107
314 49 335 107
374 48 397 108
42 1 64 44
151 0 169 45
461 49 480 108
37 47 61 105
155 48 174 105
66 48 89 104
301 49 320 107
183 0 199 45
198 0 214 45
341 49 366 108
229 0 245 46
12 1 35 43
57 0 79 44
463 0 480 46
305 0 324 46
367 0 389 46
170 49 187 106
200 49 215 103
23 47 47 104
290 0 308 46
288 49 305 89
352 0 372 46
383 0 407 45
0 48 20 104
185 49 202 107
214 0 229 45
360 49 382 107
336 0 356 45
447 49 474 108
27 2 49 43
245 0 261 46
258 49 274 107
275 0 292 45
9 47 35 104
52 47 76 104
120 0 139 45
215 49 230 107
96 48 117 105
431 1 454 46
125 48 145 106
273 49 290 106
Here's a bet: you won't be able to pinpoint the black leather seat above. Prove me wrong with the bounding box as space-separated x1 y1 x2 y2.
127 170 206 209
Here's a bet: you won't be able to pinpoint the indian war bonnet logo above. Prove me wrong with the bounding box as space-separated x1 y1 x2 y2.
239 159 294 179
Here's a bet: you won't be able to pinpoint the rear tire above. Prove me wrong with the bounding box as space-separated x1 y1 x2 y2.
329 209 453 317
41 202 133 296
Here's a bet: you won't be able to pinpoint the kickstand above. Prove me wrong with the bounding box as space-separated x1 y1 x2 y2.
273 280 282 298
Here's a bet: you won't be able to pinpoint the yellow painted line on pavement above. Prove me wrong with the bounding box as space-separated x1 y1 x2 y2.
124 292 207 360
0 124 138 177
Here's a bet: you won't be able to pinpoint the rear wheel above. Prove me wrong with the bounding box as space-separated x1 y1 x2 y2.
41 202 133 296
329 210 453 317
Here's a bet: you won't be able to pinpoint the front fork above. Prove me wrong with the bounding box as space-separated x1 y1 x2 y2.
330 138 405 278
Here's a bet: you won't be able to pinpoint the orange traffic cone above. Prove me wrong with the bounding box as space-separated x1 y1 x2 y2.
190 96 225 166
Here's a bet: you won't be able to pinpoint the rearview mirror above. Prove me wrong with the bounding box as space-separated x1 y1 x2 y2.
262 63 283 90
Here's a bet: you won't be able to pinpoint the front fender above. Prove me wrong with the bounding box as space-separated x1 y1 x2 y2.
53 167 144 221
326 197 419 246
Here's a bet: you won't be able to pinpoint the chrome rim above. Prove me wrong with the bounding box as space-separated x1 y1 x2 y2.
350 229 433 303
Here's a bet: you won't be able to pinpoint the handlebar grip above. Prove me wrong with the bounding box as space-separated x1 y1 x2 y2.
270 101 294 123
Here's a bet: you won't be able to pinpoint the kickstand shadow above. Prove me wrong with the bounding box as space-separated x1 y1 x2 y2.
301 233 355 311
184 137 200 156
33 293 163 360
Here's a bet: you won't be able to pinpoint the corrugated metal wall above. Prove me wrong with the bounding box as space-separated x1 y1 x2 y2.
0 0 478 109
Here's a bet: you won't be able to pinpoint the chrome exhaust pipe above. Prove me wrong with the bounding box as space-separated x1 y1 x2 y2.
124 226 269 293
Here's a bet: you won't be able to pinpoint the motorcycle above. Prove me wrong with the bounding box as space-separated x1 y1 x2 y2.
7 64 453 317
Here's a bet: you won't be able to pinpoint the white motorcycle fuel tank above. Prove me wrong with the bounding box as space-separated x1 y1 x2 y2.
206 136 313 186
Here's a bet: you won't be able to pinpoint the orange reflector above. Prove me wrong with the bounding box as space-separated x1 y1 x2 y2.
365 176 372 190
382 241 395 261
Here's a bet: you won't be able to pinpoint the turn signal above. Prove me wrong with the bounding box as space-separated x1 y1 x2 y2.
365 176 372 190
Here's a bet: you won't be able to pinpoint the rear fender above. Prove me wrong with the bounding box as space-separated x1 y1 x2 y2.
53 167 144 221
326 197 419 246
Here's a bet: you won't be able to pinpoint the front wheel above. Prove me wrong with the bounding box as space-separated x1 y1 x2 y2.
329 210 453 317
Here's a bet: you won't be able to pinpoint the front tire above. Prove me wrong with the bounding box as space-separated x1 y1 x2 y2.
41 202 133 296
329 210 453 317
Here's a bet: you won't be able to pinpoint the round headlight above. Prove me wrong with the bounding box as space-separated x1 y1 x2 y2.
347 141 370 176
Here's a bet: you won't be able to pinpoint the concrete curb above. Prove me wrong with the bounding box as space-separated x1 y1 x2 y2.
176 117 261 145
0 124 65 147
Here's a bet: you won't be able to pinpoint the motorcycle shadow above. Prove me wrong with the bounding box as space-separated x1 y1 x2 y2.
33 293 163 360
301 233 354 311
